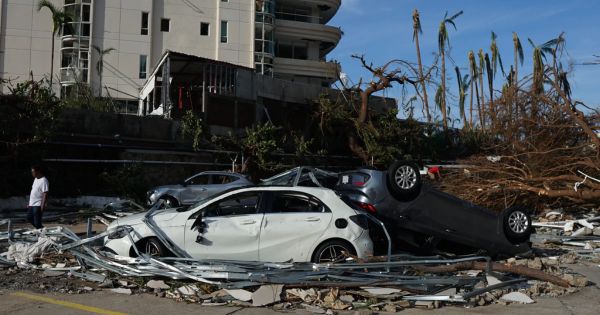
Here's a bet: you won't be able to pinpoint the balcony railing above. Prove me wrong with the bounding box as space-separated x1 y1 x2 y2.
275 11 321 24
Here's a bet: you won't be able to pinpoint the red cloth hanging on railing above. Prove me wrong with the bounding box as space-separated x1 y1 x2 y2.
178 87 183 110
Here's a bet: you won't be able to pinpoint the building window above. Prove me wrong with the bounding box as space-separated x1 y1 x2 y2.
139 55 147 79
161 18 170 32
276 42 308 60
141 12 149 35
200 22 210 36
220 20 228 43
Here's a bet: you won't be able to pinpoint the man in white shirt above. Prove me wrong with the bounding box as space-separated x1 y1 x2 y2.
27 165 49 229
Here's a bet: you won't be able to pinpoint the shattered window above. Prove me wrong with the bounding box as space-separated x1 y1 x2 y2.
269 192 329 213
205 192 260 217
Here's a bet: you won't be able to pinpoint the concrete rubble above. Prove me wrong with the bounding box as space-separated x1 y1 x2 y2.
500 292 535 304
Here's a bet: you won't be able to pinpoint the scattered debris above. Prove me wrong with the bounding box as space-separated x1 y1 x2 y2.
0 219 591 312
500 292 535 304
225 289 253 302
110 288 132 295
146 280 170 290
252 285 283 307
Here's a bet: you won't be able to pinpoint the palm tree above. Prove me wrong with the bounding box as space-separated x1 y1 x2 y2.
468 51 479 127
488 32 504 124
412 9 431 124
528 34 566 95
455 66 470 129
477 49 486 126
484 53 494 125
437 10 463 133
92 45 116 96
37 0 72 89
512 32 524 86
512 32 524 120
92 46 115 77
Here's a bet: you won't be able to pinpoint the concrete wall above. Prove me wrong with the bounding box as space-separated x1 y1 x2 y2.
61 109 179 141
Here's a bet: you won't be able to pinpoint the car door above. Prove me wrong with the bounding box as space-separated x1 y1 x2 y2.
258 191 332 262
180 174 211 204
201 174 238 199
184 191 264 261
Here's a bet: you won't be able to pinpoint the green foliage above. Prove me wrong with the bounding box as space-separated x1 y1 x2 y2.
99 164 148 203
242 123 282 172
1 77 62 145
357 109 427 167
61 83 115 111
37 0 73 36
290 132 314 160
181 110 204 151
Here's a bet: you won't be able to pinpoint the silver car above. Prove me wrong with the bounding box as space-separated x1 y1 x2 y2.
146 171 253 207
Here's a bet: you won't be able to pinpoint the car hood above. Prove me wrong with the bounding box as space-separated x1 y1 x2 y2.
109 209 180 229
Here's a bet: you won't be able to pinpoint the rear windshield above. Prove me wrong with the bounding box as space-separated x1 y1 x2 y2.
338 172 371 186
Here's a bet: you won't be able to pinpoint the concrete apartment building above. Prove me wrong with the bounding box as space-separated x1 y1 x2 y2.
0 0 342 109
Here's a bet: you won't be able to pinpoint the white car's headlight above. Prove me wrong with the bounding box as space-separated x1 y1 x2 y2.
107 226 134 240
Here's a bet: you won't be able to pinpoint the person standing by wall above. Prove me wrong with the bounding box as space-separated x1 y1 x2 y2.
27 165 49 229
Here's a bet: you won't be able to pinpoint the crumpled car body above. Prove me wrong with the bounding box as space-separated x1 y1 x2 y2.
146 171 253 206
104 186 373 263
335 168 532 258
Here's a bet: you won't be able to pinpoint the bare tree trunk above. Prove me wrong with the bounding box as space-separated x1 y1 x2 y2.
513 47 519 122
413 262 571 288
441 50 448 132
50 37 55 89
478 65 486 127
475 80 483 128
469 75 474 129
414 33 430 124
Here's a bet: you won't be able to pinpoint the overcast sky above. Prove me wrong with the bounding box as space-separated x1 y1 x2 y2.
329 0 599 121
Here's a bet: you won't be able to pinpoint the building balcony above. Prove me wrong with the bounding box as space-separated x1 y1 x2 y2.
274 19 341 54
277 0 341 24
273 57 339 80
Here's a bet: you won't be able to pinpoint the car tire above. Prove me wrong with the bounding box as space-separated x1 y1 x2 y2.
157 196 179 209
503 206 532 244
387 160 422 201
141 238 169 258
312 240 356 264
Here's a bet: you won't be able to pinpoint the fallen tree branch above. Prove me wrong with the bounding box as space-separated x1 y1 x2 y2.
412 261 570 288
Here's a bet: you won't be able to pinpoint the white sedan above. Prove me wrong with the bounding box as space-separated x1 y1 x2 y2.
103 186 374 263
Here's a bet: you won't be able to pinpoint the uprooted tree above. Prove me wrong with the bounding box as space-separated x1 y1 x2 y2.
336 55 421 164
442 34 600 211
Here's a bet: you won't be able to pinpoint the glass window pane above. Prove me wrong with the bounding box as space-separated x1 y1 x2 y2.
220 20 228 43
206 192 260 217
161 18 170 32
139 55 147 79
200 22 209 36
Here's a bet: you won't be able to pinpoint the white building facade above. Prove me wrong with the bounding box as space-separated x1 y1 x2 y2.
0 0 341 104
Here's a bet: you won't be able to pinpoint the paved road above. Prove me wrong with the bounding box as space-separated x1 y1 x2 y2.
1 284 599 315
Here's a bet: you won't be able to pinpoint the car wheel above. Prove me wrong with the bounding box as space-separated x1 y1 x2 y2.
142 238 168 258
503 206 532 244
157 196 179 209
312 240 356 264
387 160 422 201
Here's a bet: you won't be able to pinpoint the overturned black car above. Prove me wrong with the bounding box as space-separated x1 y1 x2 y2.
262 164 533 258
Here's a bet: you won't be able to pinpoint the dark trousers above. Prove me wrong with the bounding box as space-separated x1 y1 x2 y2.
27 206 43 229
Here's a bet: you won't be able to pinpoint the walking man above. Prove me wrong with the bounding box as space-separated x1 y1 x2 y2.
27 165 49 229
